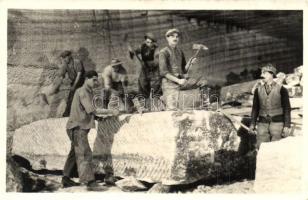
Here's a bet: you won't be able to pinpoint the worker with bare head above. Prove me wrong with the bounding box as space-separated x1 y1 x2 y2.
159 28 200 110
63 70 119 191
249 63 291 149
129 32 162 102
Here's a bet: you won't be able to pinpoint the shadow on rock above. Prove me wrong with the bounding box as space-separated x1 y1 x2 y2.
92 115 132 176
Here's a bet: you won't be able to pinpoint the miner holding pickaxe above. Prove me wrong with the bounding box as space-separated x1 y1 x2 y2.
159 28 208 110
127 32 162 99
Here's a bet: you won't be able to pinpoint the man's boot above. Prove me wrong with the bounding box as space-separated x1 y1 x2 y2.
104 174 117 185
61 176 80 188
87 180 108 191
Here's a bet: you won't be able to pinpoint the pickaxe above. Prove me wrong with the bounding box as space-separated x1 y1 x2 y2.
123 32 144 64
186 43 208 73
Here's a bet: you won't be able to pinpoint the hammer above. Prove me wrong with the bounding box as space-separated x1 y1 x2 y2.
186 43 208 73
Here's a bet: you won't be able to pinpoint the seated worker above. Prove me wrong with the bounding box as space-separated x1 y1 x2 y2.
249 64 291 149
62 70 119 191
159 28 207 110
102 58 128 111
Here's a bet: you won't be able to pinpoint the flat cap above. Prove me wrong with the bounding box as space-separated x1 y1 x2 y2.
60 50 72 58
165 28 181 37
144 32 156 42
110 58 123 66
85 70 98 79
261 63 277 75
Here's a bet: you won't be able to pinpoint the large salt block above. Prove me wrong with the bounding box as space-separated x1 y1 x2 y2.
12 111 250 185
254 136 303 193
93 111 245 185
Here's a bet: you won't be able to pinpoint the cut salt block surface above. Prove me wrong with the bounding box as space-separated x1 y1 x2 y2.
12 111 248 185
11 117 98 170
254 136 303 193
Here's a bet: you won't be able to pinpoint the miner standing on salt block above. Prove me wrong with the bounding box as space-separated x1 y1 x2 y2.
159 28 207 110
249 64 291 149
62 70 119 191
128 32 162 99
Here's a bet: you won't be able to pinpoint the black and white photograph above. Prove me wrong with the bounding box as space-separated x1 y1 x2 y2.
1 0 307 197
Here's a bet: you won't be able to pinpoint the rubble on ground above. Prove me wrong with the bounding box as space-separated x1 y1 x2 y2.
147 183 171 193
192 180 254 193
115 176 147 191
6 157 23 192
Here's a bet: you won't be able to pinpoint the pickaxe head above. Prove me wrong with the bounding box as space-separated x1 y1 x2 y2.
193 43 209 50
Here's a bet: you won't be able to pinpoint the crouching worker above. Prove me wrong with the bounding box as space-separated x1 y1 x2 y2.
62 70 119 191
249 64 291 149
102 58 129 112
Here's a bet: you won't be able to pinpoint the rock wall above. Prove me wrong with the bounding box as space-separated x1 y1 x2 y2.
7 9 302 130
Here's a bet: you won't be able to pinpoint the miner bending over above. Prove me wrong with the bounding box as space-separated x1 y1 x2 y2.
59 50 85 117
102 58 129 111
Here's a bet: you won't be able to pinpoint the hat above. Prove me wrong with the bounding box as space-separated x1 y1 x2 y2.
60 50 72 58
144 32 156 42
165 28 181 37
85 70 98 79
261 64 277 75
110 58 123 66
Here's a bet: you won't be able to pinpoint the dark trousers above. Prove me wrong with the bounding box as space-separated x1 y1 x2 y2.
63 89 76 117
63 80 84 117
63 127 95 183
138 68 162 98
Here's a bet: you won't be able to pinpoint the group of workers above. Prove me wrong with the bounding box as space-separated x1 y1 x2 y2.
55 28 291 190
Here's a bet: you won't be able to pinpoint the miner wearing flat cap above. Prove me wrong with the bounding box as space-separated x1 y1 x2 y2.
249 63 291 149
159 28 197 110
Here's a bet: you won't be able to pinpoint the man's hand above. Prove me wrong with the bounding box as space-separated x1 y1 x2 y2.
70 85 76 91
178 79 187 86
248 125 257 135
281 127 291 138
111 109 120 116
183 74 189 79
190 57 197 65
96 108 120 117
